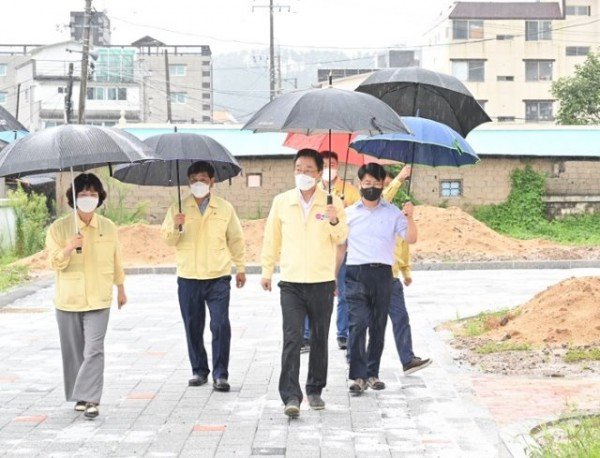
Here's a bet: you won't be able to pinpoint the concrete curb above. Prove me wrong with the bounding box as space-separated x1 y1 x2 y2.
1 260 598 308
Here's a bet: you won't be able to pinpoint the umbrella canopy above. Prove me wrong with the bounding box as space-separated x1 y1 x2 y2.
356 67 491 137
350 117 480 167
242 86 409 135
0 124 152 177
0 106 28 133
113 132 242 185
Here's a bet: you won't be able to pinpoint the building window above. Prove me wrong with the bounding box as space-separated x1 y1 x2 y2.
202 93 211 99
497 116 516 122
497 75 514 81
525 21 552 41
451 60 485 82
452 20 484 39
566 5 590 15
202 82 210 89
202 104 210 110
525 101 553 122
0 92 6 104
87 87 127 100
202 115 211 122
202 71 211 77
525 61 553 81
247 174 262 188
94 48 135 83
496 34 514 40
0 64 7 77
169 64 187 77
566 46 590 56
170 92 187 104
440 180 462 197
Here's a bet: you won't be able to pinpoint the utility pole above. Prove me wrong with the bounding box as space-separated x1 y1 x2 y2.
15 84 21 121
164 49 172 123
78 0 92 124
252 1 290 101
275 53 282 96
65 63 75 124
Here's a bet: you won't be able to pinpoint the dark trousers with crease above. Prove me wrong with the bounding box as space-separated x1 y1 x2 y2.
177 276 231 381
345 264 393 381
278 280 335 404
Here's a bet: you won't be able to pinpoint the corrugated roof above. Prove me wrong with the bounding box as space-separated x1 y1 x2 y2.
122 126 600 159
124 127 296 157
466 128 600 157
450 2 563 20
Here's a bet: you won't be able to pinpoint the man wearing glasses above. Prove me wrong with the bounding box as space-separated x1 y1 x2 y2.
261 149 348 417
344 163 417 395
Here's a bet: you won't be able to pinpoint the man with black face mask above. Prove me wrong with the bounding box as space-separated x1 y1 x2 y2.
344 163 417 395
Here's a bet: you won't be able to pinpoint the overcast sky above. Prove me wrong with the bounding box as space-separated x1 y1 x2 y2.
2 0 457 54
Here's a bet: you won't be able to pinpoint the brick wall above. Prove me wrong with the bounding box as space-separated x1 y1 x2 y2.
55 157 599 221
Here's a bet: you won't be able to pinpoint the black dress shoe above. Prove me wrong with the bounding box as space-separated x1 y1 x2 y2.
213 378 230 392
337 337 348 350
188 374 208 387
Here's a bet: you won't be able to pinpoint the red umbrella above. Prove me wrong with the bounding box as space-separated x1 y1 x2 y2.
283 132 380 166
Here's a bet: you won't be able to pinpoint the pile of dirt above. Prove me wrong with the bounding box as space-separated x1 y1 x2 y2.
410 206 596 262
18 205 600 271
486 276 600 346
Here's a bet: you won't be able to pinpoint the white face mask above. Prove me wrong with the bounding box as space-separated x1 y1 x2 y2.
190 181 210 198
322 167 338 182
295 174 316 191
76 196 99 213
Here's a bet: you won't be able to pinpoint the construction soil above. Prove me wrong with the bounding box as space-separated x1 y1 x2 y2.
19 205 600 271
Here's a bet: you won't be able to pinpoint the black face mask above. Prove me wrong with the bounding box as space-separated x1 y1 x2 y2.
360 187 383 201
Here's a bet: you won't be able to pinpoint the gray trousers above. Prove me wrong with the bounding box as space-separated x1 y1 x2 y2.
55 308 110 404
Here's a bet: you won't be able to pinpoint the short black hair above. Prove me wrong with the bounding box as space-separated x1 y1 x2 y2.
187 161 215 179
66 173 107 209
294 148 324 172
320 150 339 163
358 163 386 182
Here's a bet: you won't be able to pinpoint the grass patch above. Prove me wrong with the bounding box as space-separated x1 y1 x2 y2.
564 347 600 363
452 308 518 337
474 342 531 354
530 415 600 458
0 263 28 293
473 166 600 246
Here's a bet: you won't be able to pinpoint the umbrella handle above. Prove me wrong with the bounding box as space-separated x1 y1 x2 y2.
327 194 333 205
70 167 82 254
176 159 183 233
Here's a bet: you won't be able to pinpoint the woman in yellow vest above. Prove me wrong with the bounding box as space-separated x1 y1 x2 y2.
45 173 126 419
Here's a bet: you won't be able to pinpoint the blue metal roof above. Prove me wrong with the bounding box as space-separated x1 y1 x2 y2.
465 128 600 158
124 127 296 157
124 126 600 159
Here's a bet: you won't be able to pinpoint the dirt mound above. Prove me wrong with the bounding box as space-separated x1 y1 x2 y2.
17 205 600 271
487 276 600 346
410 206 587 262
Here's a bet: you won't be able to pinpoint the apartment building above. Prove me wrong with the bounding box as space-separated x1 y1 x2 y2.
422 0 600 123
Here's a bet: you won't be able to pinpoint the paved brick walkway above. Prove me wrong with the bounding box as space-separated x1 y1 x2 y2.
0 268 598 457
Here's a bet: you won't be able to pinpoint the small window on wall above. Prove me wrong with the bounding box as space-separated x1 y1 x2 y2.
440 180 462 197
247 173 262 188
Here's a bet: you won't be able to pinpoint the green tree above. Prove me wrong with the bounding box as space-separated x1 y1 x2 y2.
551 52 600 125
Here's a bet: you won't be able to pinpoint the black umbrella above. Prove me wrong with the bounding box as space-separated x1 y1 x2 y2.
0 105 28 134
0 124 152 250
113 132 242 232
242 84 409 200
356 67 491 137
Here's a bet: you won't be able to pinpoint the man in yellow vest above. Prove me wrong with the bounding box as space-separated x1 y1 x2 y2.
261 149 347 417
162 161 246 392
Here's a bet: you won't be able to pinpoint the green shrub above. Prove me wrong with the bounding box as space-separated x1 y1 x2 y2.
7 185 50 258
473 166 600 245
97 170 148 225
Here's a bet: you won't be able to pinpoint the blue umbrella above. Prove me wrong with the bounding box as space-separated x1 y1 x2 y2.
351 117 479 167
350 117 479 194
